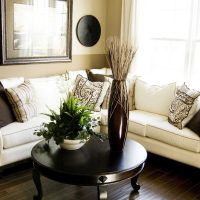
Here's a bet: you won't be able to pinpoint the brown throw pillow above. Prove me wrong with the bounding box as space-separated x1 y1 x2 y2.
86 70 113 110
86 69 112 82
0 83 15 127
187 109 200 136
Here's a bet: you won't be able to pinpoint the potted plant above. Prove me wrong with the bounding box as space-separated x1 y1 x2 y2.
34 94 105 150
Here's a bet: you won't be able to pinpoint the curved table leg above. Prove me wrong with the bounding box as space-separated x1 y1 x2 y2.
32 166 43 200
0 168 3 178
131 175 140 192
97 185 107 200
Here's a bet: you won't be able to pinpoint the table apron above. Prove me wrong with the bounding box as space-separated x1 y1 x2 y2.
33 162 145 186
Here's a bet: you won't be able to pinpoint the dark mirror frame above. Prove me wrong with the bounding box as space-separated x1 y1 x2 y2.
0 0 73 65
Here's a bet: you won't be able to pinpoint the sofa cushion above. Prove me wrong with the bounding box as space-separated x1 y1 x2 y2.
73 75 109 111
0 83 15 128
146 120 200 152
129 110 167 136
1 114 50 149
168 83 200 129
29 75 70 114
5 80 38 122
100 109 167 137
135 79 176 116
100 109 108 126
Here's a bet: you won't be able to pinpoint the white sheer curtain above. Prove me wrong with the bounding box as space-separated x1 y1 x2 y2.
134 0 200 88
120 0 137 73
121 0 136 45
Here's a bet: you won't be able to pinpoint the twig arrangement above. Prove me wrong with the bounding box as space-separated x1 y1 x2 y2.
106 37 136 81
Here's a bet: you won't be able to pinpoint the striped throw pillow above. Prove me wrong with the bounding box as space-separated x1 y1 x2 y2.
5 80 38 122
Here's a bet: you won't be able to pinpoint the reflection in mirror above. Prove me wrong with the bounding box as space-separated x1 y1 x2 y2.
0 0 72 64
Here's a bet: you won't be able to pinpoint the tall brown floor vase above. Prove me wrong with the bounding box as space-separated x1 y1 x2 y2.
108 80 129 152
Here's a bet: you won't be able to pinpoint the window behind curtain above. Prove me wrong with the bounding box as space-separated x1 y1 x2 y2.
135 0 200 89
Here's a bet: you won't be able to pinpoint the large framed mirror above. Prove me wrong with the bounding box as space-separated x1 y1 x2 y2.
0 0 72 64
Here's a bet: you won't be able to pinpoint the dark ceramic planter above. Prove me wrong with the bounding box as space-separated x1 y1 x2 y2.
108 80 129 152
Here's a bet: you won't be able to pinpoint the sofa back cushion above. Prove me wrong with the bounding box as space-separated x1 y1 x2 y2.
0 83 15 127
0 77 24 89
29 75 70 114
135 79 176 116
68 70 87 84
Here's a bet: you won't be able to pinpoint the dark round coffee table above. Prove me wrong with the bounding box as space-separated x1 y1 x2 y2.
31 138 147 200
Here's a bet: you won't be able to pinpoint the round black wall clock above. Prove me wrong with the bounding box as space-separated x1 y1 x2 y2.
76 15 101 47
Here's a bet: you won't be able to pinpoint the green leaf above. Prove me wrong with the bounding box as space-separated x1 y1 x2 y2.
34 93 105 144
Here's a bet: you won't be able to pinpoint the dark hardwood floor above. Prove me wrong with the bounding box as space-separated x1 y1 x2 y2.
0 153 200 200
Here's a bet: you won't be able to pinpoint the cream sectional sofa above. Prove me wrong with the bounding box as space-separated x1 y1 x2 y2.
0 68 200 169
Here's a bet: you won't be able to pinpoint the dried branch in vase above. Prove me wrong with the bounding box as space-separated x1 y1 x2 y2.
106 37 136 81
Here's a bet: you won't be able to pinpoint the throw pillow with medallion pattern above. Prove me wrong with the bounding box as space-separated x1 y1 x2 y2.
73 74 110 112
168 83 200 129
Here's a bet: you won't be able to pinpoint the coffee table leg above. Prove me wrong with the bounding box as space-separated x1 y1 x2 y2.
0 167 3 178
131 175 140 192
32 166 43 200
97 185 107 200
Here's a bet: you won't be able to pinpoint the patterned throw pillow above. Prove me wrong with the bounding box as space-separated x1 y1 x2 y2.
168 83 200 129
5 80 38 122
73 75 110 111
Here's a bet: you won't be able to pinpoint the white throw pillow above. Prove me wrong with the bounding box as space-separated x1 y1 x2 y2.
68 70 87 84
29 75 70 114
0 77 24 89
135 79 176 116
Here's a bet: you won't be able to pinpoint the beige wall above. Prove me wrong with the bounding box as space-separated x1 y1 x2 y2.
73 0 107 55
0 54 106 78
0 0 122 79
106 0 122 38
